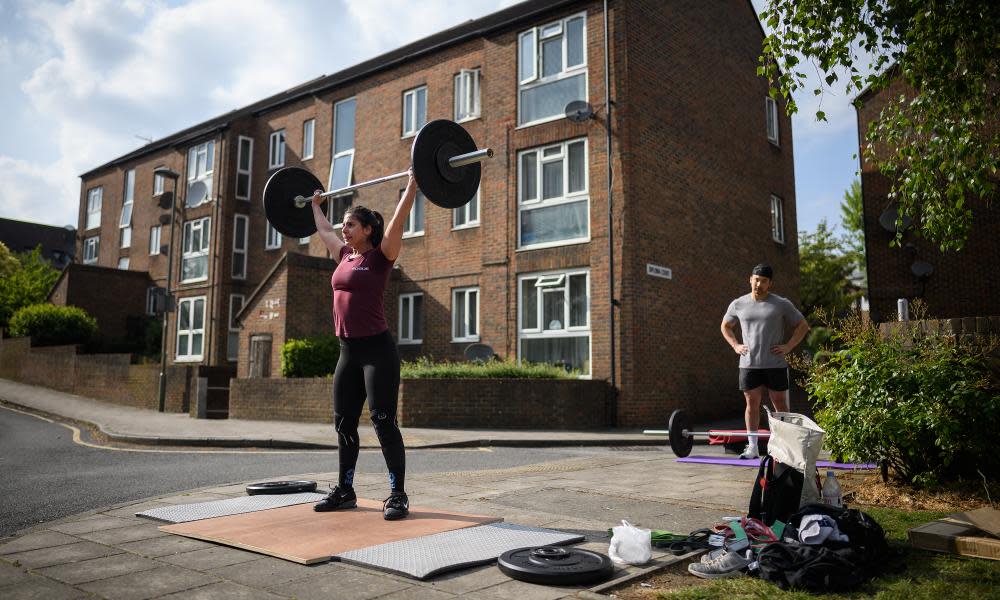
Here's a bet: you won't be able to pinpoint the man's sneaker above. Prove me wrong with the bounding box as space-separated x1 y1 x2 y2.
313 486 357 512
739 443 760 460
687 549 752 579
383 493 409 520
700 547 726 563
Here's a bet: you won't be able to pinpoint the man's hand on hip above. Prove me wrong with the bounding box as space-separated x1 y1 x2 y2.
771 344 789 355
733 344 748 355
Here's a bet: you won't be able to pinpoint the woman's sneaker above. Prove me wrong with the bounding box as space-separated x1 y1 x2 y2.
383 493 409 520
313 486 357 512
739 443 760 460
687 549 752 579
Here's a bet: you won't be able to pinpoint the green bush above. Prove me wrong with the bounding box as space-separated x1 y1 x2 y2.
793 312 1000 487
281 335 341 377
401 357 578 379
0 244 60 330
9 303 97 347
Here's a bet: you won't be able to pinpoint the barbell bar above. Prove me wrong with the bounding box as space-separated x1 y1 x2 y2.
263 119 494 238
643 409 771 458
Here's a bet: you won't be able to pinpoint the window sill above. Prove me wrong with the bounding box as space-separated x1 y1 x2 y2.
516 237 591 252
768 138 780 148
516 113 577 130
398 340 422 346
455 115 481 124
265 246 282 251
452 337 480 344
180 277 209 285
451 223 480 231
402 231 425 239
174 356 203 363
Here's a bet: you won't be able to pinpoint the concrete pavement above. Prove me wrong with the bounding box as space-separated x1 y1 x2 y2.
0 377 757 599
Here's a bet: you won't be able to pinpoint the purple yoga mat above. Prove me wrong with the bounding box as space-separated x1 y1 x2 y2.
676 455 876 469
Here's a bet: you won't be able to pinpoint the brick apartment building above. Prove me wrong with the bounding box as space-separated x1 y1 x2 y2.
856 76 1000 322
74 0 798 426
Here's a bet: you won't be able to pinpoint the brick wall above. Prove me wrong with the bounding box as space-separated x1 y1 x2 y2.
48 264 153 342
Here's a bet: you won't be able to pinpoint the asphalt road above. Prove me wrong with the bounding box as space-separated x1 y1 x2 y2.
0 406 584 538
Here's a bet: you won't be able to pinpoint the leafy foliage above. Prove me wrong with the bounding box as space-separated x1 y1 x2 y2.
799 220 862 319
758 0 1000 251
400 357 578 379
281 335 341 378
0 244 61 331
792 311 1000 487
8 303 97 347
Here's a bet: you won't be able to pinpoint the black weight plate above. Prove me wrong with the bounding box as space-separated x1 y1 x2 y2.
262 167 326 238
411 119 480 209
668 409 694 458
498 546 613 586
245 480 318 496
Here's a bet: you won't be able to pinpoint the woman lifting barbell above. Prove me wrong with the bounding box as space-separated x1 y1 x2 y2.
310 167 418 521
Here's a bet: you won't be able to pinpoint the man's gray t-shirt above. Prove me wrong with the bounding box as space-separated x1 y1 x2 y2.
724 293 805 369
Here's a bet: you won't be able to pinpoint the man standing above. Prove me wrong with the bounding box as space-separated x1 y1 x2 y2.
721 264 810 459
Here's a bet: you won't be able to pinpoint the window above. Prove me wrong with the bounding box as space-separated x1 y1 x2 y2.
186 141 214 206
770 195 785 244
518 270 590 375
176 296 206 361
236 137 253 200
153 167 165 196
518 138 589 248
117 257 129 270
86 187 102 230
402 86 427 137
766 97 780 145
266 222 282 250
120 226 132 249
403 190 425 237
227 294 245 362
454 69 481 122
232 214 248 279
518 12 587 126
398 293 423 344
145 287 158 316
453 187 480 229
329 196 352 230
329 98 356 193
120 168 133 248
83 236 99 264
269 130 286 169
452 287 479 342
181 217 210 282
302 119 315 160
149 225 161 255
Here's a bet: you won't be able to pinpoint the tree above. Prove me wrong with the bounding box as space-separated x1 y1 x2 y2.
0 244 61 331
758 0 1000 251
839 178 867 286
799 220 861 320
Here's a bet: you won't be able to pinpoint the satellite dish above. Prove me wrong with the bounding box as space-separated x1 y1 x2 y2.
911 261 934 279
464 343 496 363
157 191 174 209
878 204 913 233
564 100 594 123
63 224 76 231
186 180 208 207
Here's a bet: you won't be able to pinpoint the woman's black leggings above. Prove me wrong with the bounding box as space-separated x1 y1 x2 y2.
332 330 405 494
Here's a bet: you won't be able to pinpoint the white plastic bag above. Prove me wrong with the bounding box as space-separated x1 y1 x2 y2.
608 520 651 565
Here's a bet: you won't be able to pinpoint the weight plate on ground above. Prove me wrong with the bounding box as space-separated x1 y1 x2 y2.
412 119 480 209
668 409 694 458
245 480 318 496
498 546 614 586
262 167 327 238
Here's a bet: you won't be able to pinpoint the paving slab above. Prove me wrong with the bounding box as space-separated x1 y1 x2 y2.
157 581 292 600
208 556 339 588
77 523 168 545
266 565 412 600
0 573 90 599
157 546 263 570
35 552 161 584
0 560 33 586
118 534 215 558
0 530 81 555
2 540 122 569
77 565 220 600
48 516 137 535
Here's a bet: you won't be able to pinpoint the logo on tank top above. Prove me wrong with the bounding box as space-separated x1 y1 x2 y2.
352 266 369 271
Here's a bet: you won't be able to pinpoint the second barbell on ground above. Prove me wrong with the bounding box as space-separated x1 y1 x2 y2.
643 409 772 458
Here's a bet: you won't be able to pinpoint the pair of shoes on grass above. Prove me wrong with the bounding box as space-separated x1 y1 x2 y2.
313 486 409 520
688 548 752 579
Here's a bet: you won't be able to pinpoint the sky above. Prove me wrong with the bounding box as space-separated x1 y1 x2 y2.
0 0 861 236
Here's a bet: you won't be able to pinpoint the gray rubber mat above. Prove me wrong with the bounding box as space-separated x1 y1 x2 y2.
335 522 585 580
136 493 326 523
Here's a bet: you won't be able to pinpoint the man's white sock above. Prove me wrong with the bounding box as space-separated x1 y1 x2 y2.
746 431 758 453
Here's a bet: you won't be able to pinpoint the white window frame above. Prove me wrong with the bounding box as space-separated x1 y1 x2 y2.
176 296 206 362
454 69 481 122
145 287 158 316
766 96 780 146
120 226 132 249
83 236 99 264
451 287 480 342
149 225 161 256
235 136 253 201
181 217 211 283
517 12 588 127
119 169 134 236
329 97 356 195
402 190 425 238
268 129 286 170
402 86 427 138
85 187 102 230
153 166 165 196
265 221 282 250
232 214 248 279
227 293 245 362
517 138 590 249
453 187 480 229
302 119 315 160
517 269 591 376
186 140 214 207
117 257 129 270
398 292 423 345
771 194 785 244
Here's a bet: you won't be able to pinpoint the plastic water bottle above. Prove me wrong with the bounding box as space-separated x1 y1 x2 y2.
822 470 842 507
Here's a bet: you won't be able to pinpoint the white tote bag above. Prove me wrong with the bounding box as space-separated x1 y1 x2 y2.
765 408 825 505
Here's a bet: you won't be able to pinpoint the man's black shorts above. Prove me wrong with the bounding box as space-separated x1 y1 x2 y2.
739 368 789 391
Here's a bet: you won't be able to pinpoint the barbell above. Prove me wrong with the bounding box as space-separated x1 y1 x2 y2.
262 119 494 238
643 409 772 458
